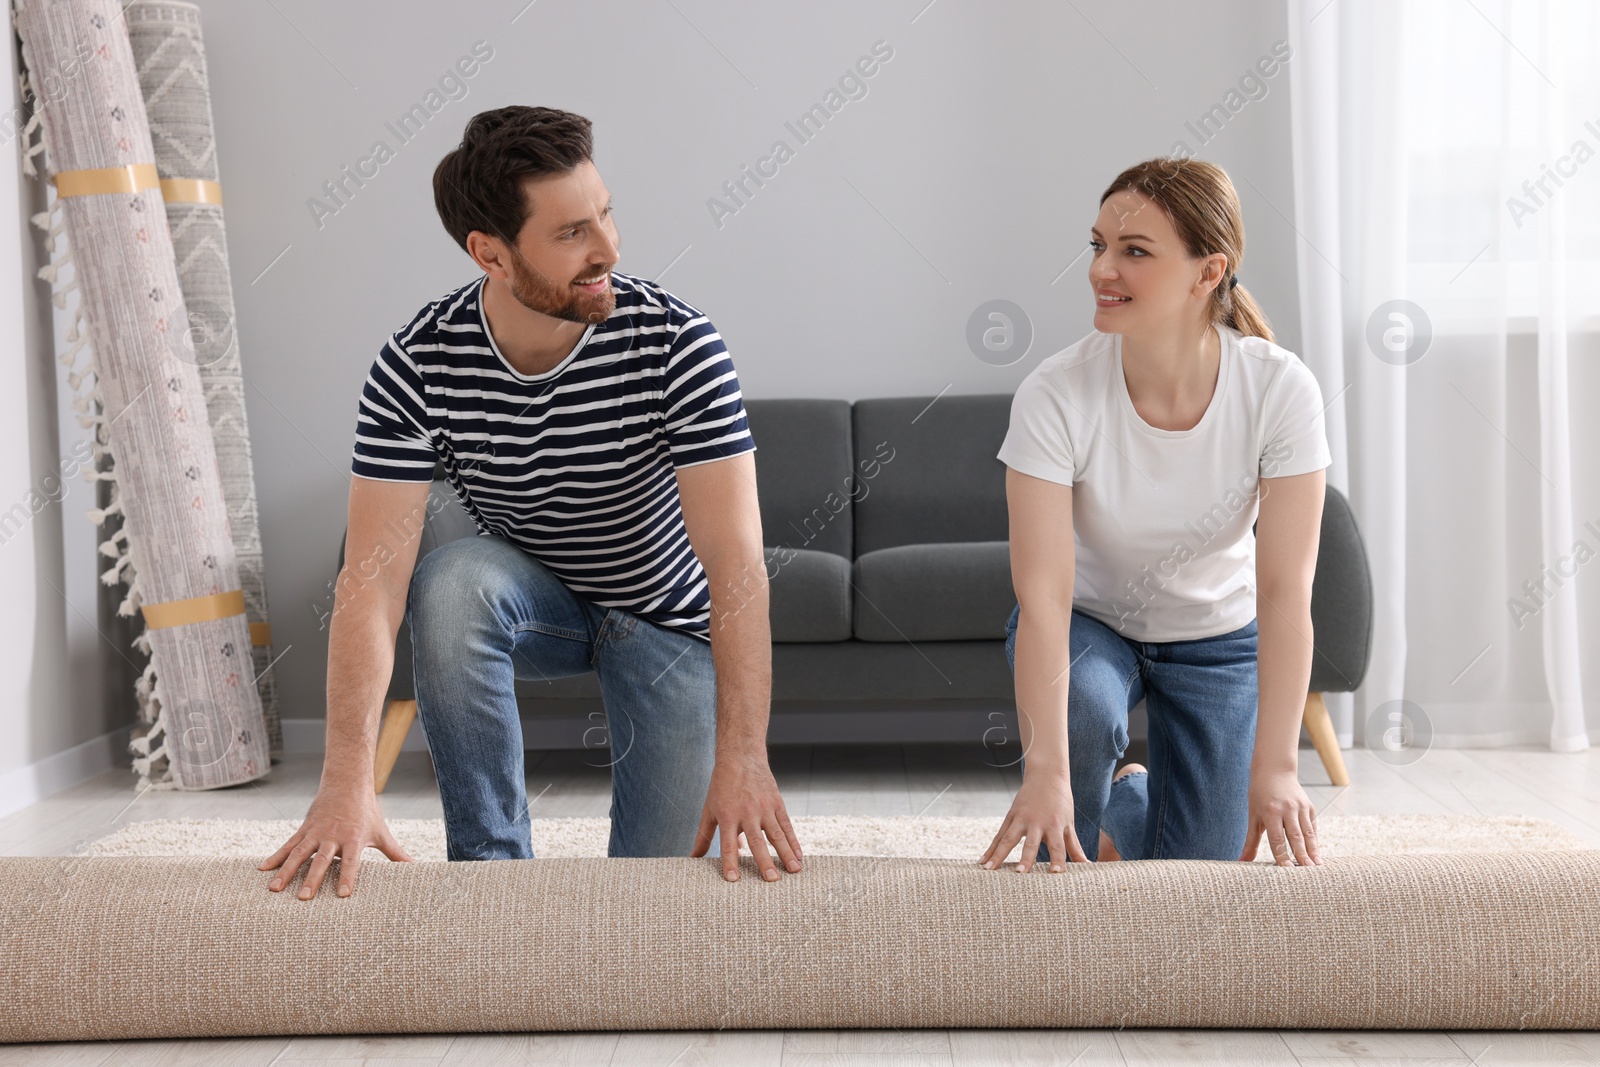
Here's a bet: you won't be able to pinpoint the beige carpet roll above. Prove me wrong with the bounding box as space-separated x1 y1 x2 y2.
2 851 1597 1041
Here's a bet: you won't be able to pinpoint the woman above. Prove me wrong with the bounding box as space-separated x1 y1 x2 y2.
980 157 1330 873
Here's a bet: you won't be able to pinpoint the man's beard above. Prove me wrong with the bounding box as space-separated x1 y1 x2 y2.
506 255 615 325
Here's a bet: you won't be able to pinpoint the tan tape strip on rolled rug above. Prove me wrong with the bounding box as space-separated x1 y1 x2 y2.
141 591 269 644
159 176 223 205
140 588 245 630
51 161 161 196
50 166 223 206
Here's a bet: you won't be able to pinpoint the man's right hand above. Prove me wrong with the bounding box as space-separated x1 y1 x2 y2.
258 784 414 899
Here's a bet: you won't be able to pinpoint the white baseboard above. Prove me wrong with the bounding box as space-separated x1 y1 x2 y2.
0 724 135 823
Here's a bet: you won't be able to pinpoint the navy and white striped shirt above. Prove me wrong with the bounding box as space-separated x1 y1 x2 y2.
350 271 756 641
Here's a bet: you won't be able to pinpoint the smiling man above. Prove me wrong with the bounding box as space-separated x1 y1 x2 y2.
259 105 802 899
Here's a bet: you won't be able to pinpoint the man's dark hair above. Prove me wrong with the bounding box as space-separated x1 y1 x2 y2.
432 106 594 255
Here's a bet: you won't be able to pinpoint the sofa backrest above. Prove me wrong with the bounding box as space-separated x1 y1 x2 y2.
1307 484 1374 693
743 398 855 558
851 395 1012 555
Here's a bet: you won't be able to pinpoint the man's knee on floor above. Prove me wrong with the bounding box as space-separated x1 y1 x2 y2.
409 537 515 622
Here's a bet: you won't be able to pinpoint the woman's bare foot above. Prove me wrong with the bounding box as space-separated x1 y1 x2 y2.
1096 762 1147 862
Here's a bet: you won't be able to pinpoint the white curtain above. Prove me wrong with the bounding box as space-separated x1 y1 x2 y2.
1288 0 1598 752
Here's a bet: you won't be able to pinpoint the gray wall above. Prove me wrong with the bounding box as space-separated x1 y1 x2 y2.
10 0 1301 775
212 0 1300 734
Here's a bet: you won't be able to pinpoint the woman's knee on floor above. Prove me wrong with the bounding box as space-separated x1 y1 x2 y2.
1064 657 1131 764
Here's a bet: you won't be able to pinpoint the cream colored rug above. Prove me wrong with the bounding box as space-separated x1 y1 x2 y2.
81 813 1592 863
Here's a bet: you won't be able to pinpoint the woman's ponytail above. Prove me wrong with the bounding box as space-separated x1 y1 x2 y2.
1221 274 1273 343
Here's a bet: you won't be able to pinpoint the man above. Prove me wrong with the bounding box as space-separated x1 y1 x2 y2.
259 105 803 899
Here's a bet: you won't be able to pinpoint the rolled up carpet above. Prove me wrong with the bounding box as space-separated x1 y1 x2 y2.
1 851 1597 1041
13 0 270 788
123 0 283 761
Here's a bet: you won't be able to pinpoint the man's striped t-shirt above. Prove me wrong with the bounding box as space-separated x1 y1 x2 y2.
349 270 756 642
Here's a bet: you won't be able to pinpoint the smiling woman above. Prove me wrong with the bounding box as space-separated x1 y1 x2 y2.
987 156 1332 874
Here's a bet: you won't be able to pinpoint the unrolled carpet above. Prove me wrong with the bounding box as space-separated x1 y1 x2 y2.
79 812 1595 861
1 850 1597 1041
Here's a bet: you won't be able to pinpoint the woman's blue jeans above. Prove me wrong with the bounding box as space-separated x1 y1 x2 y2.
406 533 721 861
1004 603 1260 863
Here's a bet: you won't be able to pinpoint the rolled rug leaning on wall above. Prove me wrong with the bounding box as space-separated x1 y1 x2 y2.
14 0 269 789
122 0 283 762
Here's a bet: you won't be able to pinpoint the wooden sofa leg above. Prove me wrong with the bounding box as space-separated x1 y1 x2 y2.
373 699 418 795
1302 691 1350 787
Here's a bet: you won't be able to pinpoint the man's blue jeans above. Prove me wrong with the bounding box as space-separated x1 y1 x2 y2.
1004 603 1260 863
406 533 721 861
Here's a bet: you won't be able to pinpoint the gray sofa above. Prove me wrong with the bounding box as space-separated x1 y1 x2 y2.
338 393 1372 759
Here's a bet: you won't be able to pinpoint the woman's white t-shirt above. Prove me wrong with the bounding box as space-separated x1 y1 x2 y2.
996 322 1332 642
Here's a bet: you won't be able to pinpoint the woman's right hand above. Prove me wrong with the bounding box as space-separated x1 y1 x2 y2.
258 783 415 899
979 771 1090 872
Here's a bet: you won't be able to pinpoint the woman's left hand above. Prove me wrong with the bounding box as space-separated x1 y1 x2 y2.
1239 767 1323 866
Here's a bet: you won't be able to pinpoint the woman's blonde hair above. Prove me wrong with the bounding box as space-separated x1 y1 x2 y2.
1098 157 1273 343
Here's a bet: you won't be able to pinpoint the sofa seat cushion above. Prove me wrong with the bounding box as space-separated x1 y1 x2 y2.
852 541 1015 642
767 547 852 643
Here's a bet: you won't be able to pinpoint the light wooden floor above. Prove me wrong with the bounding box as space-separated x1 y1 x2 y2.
3 740 1599 1065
